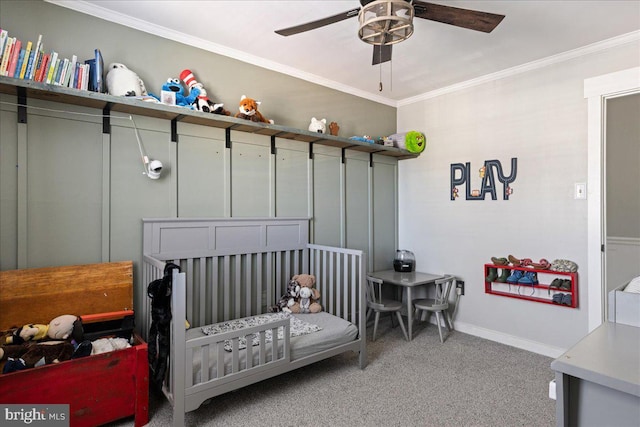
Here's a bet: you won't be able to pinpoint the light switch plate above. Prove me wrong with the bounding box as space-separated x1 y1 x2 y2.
575 183 587 199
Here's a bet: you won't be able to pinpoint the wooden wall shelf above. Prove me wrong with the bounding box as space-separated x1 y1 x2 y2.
0 76 418 160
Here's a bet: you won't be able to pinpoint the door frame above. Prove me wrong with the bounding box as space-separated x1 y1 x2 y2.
585 67 640 332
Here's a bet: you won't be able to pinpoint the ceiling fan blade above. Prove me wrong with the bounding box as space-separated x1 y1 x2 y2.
372 44 392 65
275 7 361 36
412 1 505 33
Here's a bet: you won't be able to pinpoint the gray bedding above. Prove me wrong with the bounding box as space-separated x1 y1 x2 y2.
186 312 358 383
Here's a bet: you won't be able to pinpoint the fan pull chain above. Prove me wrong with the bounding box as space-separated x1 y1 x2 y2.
390 57 393 92
379 48 383 91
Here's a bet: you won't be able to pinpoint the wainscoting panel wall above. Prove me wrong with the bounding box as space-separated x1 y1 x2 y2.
0 97 398 295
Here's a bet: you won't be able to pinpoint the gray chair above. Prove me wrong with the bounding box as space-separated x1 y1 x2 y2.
366 276 409 341
413 275 455 343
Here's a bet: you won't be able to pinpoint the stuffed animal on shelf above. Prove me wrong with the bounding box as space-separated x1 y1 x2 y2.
105 63 149 97
329 121 340 136
151 78 201 108
269 279 300 313
388 131 426 154
6 314 82 345
308 117 327 134
289 274 322 314
179 69 230 115
235 95 274 124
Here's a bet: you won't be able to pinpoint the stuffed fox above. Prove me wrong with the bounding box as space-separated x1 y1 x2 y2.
235 95 274 124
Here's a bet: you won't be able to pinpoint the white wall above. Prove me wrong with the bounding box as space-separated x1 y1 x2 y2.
396 40 640 356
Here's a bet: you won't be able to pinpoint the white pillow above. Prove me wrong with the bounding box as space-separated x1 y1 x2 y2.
623 276 640 293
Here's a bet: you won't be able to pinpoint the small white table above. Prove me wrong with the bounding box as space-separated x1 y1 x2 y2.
368 270 444 340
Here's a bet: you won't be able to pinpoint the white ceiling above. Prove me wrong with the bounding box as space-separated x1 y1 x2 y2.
50 0 640 106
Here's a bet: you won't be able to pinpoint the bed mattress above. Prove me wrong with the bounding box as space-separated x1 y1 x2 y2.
186 312 358 382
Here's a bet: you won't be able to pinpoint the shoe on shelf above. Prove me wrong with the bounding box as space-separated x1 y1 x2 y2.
496 268 511 283
508 255 521 266
491 257 509 266
559 279 572 291
552 293 564 304
561 293 572 306
485 267 498 282
531 258 551 269
548 278 564 294
518 271 538 285
506 270 523 284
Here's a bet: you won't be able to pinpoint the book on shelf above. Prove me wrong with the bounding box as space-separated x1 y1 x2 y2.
27 34 42 80
67 55 77 87
18 41 32 79
0 36 15 76
7 39 21 77
85 48 104 92
0 29 8 60
24 44 37 81
57 57 69 85
46 51 58 84
32 50 43 81
14 48 26 78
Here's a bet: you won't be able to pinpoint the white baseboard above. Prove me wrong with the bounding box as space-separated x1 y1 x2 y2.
452 320 566 359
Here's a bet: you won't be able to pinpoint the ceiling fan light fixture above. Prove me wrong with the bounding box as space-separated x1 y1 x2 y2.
358 0 414 45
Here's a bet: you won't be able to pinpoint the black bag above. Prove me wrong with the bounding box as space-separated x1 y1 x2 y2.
147 262 180 387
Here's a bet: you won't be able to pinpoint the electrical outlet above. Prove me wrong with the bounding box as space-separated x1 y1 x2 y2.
456 280 465 296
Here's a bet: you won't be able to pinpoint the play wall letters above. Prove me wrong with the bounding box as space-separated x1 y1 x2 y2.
451 158 517 200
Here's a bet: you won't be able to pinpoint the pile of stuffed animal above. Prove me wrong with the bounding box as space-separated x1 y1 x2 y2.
269 274 322 314
0 314 130 374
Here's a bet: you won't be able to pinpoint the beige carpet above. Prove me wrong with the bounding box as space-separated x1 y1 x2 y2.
107 317 556 427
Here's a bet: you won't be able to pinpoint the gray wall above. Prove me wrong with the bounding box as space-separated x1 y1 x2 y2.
397 41 640 356
0 2 399 297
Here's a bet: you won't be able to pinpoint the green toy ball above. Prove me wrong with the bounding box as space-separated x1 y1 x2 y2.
404 131 426 154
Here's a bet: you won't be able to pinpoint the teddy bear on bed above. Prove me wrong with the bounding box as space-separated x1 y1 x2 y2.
269 279 300 313
289 274 322 314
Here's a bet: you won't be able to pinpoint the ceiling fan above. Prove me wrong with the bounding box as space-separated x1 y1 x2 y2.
275 0 505 66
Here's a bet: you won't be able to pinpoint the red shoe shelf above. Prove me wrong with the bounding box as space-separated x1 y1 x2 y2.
484 264 578 308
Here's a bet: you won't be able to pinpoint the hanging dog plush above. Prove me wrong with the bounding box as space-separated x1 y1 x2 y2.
235 95 274 124
147 262 180 387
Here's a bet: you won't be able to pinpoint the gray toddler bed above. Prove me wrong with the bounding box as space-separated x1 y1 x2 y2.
141 218 367 426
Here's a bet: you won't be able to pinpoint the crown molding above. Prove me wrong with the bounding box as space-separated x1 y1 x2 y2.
398 30 640 107
46 1 639 109
45 0 397 107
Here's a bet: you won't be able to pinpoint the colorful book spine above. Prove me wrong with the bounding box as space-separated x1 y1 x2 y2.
57 58 69 85
0 29 8 60
14 48 26 78
7 39 21 77
19 41 32 79
0 37 15 76
24 44 37 80
28 34 42 80
32 50 44 81
67 55 77 87
36 53 50 82
54 58 65 84
46 51 58 84
63 57 74 87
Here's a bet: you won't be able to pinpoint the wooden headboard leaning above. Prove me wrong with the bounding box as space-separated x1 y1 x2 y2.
0 261 133 330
